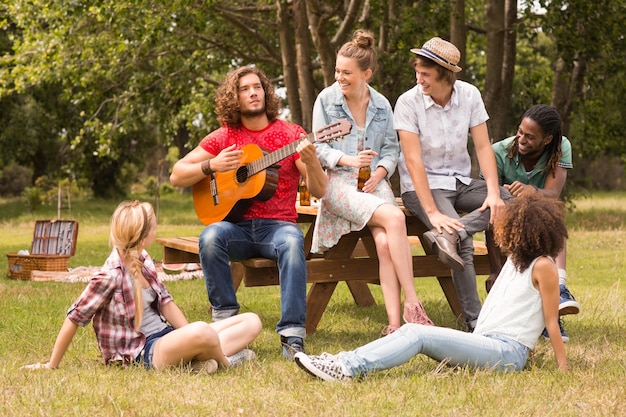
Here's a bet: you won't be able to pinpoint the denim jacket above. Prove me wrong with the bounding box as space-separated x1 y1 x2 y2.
312 82 399 178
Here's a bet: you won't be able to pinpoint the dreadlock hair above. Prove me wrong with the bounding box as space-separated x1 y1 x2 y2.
493 191 567 272
109 200 155 332
506 104 563 177
214 66 280 127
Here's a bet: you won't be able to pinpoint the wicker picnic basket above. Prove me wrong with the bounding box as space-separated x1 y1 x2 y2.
6 220 79 280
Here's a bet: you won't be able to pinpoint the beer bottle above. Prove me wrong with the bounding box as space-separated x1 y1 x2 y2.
357 147 371 192
299 177 311 206
357 165 371 192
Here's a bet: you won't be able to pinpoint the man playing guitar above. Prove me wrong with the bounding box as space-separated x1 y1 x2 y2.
170 66 328 360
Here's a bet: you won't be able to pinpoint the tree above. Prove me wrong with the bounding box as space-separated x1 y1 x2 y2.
2 1 280 196
530 0 625 136
482 0 517 142
2 0 624 198
450 0 467 80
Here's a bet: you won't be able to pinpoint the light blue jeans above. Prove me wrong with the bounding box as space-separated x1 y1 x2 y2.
199 219 306 338
402 179 513 327
338 323 529 376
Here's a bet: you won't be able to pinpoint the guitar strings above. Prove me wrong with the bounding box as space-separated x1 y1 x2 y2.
200 122 345 191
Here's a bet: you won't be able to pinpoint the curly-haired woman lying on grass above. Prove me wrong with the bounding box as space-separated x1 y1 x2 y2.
295 192 568 381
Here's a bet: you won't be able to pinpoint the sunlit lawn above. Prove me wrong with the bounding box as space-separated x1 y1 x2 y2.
1 191 625 416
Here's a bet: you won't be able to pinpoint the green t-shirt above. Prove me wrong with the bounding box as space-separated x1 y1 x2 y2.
492 136 572 189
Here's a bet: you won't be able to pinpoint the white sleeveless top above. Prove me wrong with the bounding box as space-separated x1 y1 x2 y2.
474 257 551 349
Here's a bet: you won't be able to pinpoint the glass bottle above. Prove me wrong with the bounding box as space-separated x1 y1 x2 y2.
357 146 371 192
299 177 311 206
357 165 371 192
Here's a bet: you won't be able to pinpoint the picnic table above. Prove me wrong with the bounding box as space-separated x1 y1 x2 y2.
156 201 502 334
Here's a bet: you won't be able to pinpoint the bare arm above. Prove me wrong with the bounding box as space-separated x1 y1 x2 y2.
533 256 568 372
296 139 327 199
472 122 505 223
398 130 462 232
170 144 242 188
21 317 78 370
161 301 189 329
541 166 567 198
505 166 567 199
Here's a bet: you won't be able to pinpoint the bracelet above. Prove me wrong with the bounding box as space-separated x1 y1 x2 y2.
201 159 213 176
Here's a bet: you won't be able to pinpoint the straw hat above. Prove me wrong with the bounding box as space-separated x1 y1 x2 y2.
410 37 462 73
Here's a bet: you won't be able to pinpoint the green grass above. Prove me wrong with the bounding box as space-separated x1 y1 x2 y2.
1 192 625 416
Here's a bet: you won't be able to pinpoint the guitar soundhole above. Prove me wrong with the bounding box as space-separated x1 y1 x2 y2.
235 166 249 184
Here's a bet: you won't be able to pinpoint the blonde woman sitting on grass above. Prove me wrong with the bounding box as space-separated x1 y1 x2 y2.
22 200 261 372
294 192 568 381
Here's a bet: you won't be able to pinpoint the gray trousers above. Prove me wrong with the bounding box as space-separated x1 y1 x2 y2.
402 179 512 328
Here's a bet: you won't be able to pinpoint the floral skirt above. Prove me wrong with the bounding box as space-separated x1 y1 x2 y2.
311 168 396 253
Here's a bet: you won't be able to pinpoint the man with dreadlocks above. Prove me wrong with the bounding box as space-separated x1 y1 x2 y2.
489 104 580 342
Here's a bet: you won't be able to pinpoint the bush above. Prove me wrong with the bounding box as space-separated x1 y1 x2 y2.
570 154 625 191
160 182 174 194
0 164 32 197
22 186 44 213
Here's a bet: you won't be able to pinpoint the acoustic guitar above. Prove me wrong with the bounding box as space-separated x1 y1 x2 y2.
193 119 351 225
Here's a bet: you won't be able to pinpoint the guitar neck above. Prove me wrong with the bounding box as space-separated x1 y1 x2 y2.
246 131 314 176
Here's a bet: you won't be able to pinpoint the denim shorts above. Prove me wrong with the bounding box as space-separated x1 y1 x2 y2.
138 326 175 369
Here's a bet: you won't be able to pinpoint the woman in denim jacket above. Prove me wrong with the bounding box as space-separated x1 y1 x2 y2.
312 29 433 336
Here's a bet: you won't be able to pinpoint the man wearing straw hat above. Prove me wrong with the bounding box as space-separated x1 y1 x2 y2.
394 37 512 332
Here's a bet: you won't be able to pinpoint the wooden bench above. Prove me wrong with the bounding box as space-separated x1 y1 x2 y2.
157 204 503 334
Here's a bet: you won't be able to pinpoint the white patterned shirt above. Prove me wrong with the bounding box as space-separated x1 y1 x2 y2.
394 80 489 194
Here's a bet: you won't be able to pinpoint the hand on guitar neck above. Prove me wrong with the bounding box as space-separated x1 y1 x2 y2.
193 119 351 225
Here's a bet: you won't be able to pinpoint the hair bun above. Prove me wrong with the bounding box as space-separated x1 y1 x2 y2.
352 29 374 50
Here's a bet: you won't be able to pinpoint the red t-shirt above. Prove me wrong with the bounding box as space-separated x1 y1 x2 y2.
199 119 305 222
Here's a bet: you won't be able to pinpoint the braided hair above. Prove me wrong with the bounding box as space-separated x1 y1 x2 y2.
506 104 563 177
109 200 155 332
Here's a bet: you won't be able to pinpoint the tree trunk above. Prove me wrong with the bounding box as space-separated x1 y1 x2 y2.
305 0 339 86
293 0 315 131
483 0 504 141
306 0 365 87
276 0 303 127
552 54 587 137
483 0 516 143
449 0 466 81
174 126 190 159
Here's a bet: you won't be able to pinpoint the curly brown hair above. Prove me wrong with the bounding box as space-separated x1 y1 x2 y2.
493 192 568 272
214 66 281 127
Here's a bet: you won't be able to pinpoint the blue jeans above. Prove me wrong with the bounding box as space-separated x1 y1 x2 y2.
402 179 513 327
337 324 529 376
138 325 175 369
199 219 306 338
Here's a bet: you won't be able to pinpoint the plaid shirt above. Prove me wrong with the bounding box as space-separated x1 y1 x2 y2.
66 249 173 365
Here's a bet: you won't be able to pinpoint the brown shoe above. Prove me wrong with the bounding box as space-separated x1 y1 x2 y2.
190 359 218 374
403 301 434 326
423 229 465 272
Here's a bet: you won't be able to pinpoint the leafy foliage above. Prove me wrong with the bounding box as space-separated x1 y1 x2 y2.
0 0 625 195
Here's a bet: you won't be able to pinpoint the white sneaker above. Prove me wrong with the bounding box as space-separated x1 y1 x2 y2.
294 352 352 382
227 348 256 367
